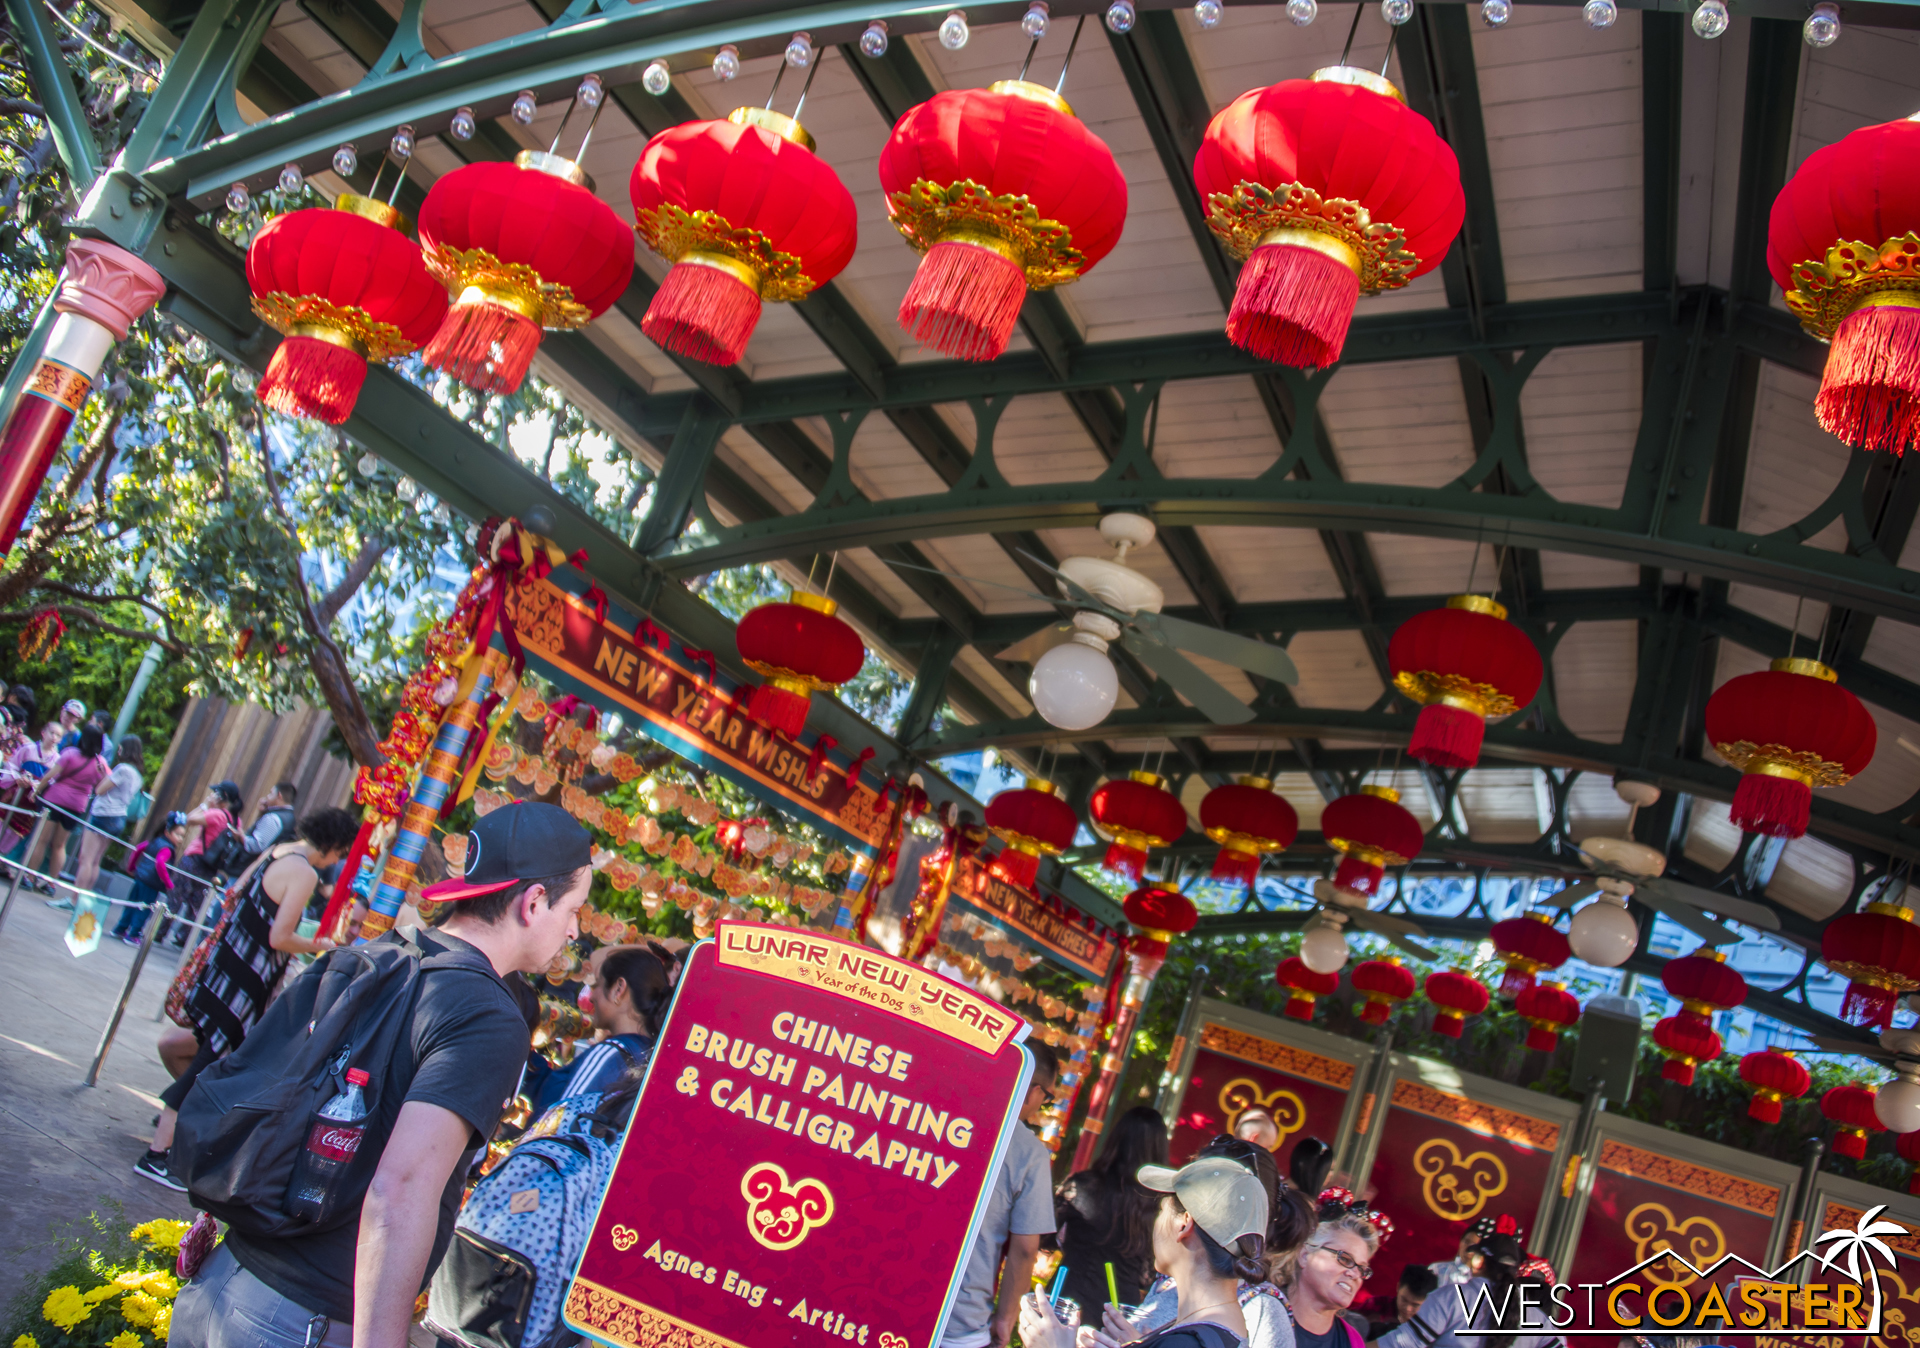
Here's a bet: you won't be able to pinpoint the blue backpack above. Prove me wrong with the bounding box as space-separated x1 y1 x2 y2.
426 1090 630 1348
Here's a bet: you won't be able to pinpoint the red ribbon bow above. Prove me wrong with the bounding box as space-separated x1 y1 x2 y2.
807 735 839 784
639 617 669 653
684 647 717 685
468 520 556 676
845 745 874 788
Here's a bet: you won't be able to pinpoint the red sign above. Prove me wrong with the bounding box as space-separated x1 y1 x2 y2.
566 923 1034 1348
949 854 1120 983
1168 1022 1355 1165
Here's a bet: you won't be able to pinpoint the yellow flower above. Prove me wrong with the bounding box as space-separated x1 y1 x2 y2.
128 1220 190 1255
151 1305 171 1344
122 1293 162 1329
14 1334 41 1348
41 1287 91 1330
141 1271 179 1300
107 1333 144 1348
85 1283 124 1303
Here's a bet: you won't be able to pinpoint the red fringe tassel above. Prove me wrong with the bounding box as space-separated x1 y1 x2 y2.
259 335 368 425
1499 966 1537 999
1102 841 1149 882
746 683 812 739
643 262 762 366
1842 979 1900 1030
423 300 543 395
989 848 1041 891
1334 854 1384 897
1747 1094 1783 1124
1284 994 1316 1020
1524 1025 1561 1053
1410 703 1486 770
1211 847 1260 884
1661 1059 1697 1087
1225 242 1361 370
1817 303 1920 454
1430 1012 1466 1039
1358 998 1391 1026
1832 1127 1868 1160
898 240 1027 362
1729 771 1811 839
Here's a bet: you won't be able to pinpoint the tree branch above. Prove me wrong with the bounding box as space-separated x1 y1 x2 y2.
316 531 390 629
0 604 182 652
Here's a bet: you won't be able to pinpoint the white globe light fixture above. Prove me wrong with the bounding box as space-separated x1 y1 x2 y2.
1875 1031 1920 1133
1567 882 1638 968
1300 911 1350 975
1029 612 1121 730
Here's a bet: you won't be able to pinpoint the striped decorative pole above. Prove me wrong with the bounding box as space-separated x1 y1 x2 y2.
360 648 503 941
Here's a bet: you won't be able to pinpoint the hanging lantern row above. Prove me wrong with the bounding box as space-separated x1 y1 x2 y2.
1277 955 1338 1020
1739 1046 1811 1123
1389 595 1544 771
1652 1015 1722 1087
1822 1083 1885 1159
1820 896 1920 1030
1424 968 1490 1038
734 592 867 739
1321 785 1425 897
1089 771 1187 883
1200 775 1298 883
1490 912 1570 998
985 777 1080 891
1704 658 1875 841
1351 957 1415 1024
1514 980 1580 1052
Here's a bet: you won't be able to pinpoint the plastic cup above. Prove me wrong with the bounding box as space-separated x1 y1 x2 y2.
1053 1298 1081 1327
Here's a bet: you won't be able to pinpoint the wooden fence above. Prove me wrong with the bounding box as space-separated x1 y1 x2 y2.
142 697 355 838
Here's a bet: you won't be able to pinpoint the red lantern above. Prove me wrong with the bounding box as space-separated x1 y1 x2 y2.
985 778 1079 891
1123 886 1200 967
418 153 634 394
1390 596 1544 770
1652 1015 1722 1087
1277 955 1338 1020
1768 117 1920 453
1200 775 1298 884
1351 957 1416 1025
630 108 858 366
1821 898 1920 1029
1703 658 1876 839
1739 1046 1811 1123
245 197 447 424
1822 1083 1885 1159
1514 980 1579 1053
1490 912 1570 998
1089 771 1188 882
1898 1129 1920 1194
1660 948 1748 1024
1193 67 1463 370
733 593 866 738
1320 785 1425 897
1424 968 1489 1039
877 81 1127 362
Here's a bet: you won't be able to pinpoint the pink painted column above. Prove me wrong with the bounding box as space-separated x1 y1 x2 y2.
0 239 165 553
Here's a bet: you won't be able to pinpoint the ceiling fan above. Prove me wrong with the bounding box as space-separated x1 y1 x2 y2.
1806 1022 1920 1131
1303 878 1440 963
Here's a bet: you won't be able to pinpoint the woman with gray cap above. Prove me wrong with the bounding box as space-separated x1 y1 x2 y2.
1021 1156 1270 1348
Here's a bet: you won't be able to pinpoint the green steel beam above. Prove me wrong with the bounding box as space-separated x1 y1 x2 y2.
6 0 103 190
1642 11 1683 294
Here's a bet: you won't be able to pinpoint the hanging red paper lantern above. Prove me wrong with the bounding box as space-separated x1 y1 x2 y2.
1193 67 1463 370
1123 886 1200 967
1652 1015 1722 1087
1768 117 1920 453
1320 785 1425 897
1821 898 1920 1029
1389 596 1544 770
985 777 1079 891
245 197 447 423
1424 968 1489 1039
1277 955 1338 1020
1822 1083 1885 1159
1490 912 1570 998
17 606 63 662
732 593 866 738
1898 1129 1920 1194
1351 957 1416 1025
1514 980 1579 1053
1703 657 1876 839
1661 948 1748 1025
1089 771 1188 882
1739 1046 1811 1123
1200 775 1298 884
418 153 634 395
877 80 1126 362
630 108 858 366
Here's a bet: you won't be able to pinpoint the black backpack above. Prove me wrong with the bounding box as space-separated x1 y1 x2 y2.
169 928 503 1239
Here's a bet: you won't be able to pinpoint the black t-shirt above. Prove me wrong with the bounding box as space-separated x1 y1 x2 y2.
1057 1169 1155 1314
1293 1321 1350 1348
1143 1324 1247 1348
226 931 529 1322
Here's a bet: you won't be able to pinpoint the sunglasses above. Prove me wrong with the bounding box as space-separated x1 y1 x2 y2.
1310 1245 1374 1282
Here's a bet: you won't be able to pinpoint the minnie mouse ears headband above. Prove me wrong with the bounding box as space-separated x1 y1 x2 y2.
1467 1214 1523 1241
1318 1187 1394 1242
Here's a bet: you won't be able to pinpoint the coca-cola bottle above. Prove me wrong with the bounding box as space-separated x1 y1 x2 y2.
286 1067 370 1221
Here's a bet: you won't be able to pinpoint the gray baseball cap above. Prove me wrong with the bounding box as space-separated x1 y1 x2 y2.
1137 1157 1270 1249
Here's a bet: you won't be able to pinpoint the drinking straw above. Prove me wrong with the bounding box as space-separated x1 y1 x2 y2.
1048 1267 1068 1304
1105 1263 1119 1307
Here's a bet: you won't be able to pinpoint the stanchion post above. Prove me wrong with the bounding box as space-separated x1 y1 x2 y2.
1152 961 1210 1118
86 898 161 1086
0 817 48 938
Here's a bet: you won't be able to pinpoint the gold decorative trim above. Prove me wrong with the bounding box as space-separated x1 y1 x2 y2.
423 243 591 331
333 193 411 235
1197 1022 1355 1087
1024 777 1058 795
1448 593 1508 619
885 178 1087 289
790 591 837 616
1783 233 1920 342
743 659 836 696
1128 770 1166 788
1713 738 1851 788
565 1276 746 1348
727 106 816 152
514 148 593 191
1325 835 1410 868
1825 1202 1920 1257
990 826 1066 859
26 358 90 411
1310 65 1405 103
1360 784 1400 803
1394 669 1519 719
633 202 815 303
251 292 412 360
1202 181 1420 295
988 78 1074 116
1771 656 1838 681
1206 825 1288 856
1598 1139 1781 1217
1391 1078 1560 1149
1236 774 1273 790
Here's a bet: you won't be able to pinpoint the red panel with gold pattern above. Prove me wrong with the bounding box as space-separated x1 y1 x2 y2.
1822 1201 1920 1348
1168 1022 1355 1164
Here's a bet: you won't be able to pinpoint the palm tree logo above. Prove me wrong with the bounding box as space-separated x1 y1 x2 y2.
1814 1203 1908 1334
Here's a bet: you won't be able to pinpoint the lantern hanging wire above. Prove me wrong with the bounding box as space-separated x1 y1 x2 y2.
1378 22 1398 76
547 78 610 162
1054 14 1088 96
1339 0 1366 66
791 46 826 122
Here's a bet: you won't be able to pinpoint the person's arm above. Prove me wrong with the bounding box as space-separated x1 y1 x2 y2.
246 811 282 853
994 1232 1043 1348
353 1100 472 1348
267 858 332 955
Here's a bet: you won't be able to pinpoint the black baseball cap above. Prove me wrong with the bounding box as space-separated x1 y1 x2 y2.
421 802 593 903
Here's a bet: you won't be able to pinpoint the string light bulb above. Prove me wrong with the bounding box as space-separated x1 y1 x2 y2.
860 20 890 56
939 10 969 48
225 182 249 213
332 144 357 176
1584 0 1617 26
1288 0 1317 23
1804 1 1840 46
1195 0 1224 26
1692 0 1728 37
784 31 813 68
576 74 604 108
511 90 537 124
642 60 671 95
712 44 741 80
1106 0 1137 31
1381 0 1413 25
449 106 475 140
1481 0 1510 25
389 124 414 160
1022 1 1051 37
277 163 302 193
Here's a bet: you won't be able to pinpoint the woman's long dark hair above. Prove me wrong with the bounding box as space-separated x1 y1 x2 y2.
1289 1136 1334 1197
1470 1232 1526 1348
1090 1106 1168 1261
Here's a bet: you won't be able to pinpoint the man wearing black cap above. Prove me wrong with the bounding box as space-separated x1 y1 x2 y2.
172 803 594 1348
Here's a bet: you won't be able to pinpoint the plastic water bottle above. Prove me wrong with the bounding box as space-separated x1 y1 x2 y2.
286 1068 370 1221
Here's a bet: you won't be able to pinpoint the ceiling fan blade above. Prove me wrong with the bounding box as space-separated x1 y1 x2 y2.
1437 846 1589 878
1541 880 1600 908
996 622 1074 664
1015 549 1131 620
1632 887 1739 946
1353 909 1432 939
1119 629 1256 725
1139 612 1301 685
1810 1035 1894 1061
1638 878 1782 931
1384 931 1441 961
880 557 1065 609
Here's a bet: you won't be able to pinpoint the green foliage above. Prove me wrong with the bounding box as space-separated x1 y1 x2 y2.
2 1212 186 1348
0 603 190 777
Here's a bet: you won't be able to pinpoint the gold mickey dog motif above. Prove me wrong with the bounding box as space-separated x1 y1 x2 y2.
879 1334 910 1348
609 1224 640 1252
1412 1137 1509 1222
742 1161 835 1252
1625 1202 1727 1289
1215 1078 1306 1145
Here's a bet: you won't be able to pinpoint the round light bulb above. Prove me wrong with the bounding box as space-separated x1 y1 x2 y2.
1299 918 1350 975
785 32 813 67
332 144 358 177
1481 0 1510 24
576 74 604 109
277 163 303 193
389 124 414 160
1692 0 1728 37
449 106 475 140
183 335 211 365
357 453 379 477
1022 2 1051 38
464 523 481 546
1194 0 1224 26
860 20 889 56
1584 0 1618 26
1567 894 1638 968
511 90 537 124
1029 642 1119 731
642 60 671 95
712 45 741 81
231 366 257 395
1288 0 1318 24
225 182 249 213
1105 0 1137 32
939 10 970 49
1804 1 1840 46
396 477 420 503
1876 1069 1920 1133
1381 0 1413 24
